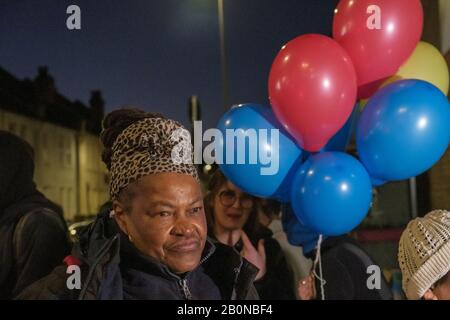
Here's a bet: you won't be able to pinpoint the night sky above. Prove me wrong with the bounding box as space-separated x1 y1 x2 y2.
0 0 338 130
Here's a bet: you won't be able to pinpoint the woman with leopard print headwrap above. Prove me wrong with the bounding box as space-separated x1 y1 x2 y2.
18 107 259 300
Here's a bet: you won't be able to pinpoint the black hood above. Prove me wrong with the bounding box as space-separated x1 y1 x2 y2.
0 131 36 212
0 131 61 223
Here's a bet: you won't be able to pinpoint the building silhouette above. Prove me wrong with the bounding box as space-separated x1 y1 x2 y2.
0 66 109 220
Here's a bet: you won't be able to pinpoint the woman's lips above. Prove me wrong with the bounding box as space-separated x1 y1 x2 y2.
226 212 243 219
168 239 201 253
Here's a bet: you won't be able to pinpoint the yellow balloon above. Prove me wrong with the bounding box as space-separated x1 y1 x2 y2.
359 98 369 110
382 41 449 95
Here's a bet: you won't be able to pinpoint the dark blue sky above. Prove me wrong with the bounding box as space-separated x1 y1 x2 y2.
0 0 338 130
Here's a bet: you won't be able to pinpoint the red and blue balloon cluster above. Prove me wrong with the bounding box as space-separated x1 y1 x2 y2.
216 0 449 237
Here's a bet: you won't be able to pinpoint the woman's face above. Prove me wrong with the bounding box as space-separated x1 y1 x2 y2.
212 180 254 232
113 173 207 275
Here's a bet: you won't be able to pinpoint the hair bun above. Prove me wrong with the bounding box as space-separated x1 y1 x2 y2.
100 107 164 170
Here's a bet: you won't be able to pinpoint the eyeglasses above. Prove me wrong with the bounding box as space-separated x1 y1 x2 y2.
218 190 254 209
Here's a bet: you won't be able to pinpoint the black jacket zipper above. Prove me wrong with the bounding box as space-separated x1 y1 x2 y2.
176 243 216 300
179 279 192 300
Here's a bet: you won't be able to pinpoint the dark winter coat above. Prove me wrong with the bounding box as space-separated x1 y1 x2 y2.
0 131 70 299
18 211 260 300
309 236 393 300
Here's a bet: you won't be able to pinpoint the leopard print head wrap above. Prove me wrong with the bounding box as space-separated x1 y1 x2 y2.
109 117 199 200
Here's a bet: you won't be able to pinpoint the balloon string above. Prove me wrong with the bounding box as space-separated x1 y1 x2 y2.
312 234 326 300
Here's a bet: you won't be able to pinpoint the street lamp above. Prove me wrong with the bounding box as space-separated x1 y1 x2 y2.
217 0 229 110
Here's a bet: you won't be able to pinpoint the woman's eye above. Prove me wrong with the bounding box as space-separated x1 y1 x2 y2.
224 191 235 198
190 207 203 215
158 211 171 217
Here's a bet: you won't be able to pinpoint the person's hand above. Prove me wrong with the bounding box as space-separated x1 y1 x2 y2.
423 289 438 300
298 273 316 300
240 231 266 281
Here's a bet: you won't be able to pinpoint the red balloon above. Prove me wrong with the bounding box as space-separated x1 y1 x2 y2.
333 0 423 88
268 34 357 152
358 76 388 99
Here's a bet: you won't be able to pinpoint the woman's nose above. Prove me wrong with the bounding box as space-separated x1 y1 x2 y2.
231 197 243 209
171 218 195 236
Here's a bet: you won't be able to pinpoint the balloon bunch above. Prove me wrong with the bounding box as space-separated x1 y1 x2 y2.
217 0 450 236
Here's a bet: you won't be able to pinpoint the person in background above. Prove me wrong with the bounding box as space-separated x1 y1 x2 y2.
0 131 70 299
398 209 450 300
258 199 312 299
205 169 296 300
282 204 392 300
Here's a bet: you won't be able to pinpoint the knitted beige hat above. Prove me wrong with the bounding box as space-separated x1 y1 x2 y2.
398 210 450 300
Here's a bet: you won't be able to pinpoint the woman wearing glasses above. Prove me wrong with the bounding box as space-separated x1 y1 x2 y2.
205 169 296 300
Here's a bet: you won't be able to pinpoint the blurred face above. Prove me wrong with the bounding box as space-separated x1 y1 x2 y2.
113 173 207 275
433 273 450 300
212 180 254 232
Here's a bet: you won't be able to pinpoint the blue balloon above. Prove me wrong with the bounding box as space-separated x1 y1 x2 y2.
290 152 372 236
324 102 360 152
357 79 450 183
371 177 387 187
217 104 302 202
281 204 321 255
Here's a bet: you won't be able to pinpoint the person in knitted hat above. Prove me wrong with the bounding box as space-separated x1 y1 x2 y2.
398 210 450 300
18 108 259 300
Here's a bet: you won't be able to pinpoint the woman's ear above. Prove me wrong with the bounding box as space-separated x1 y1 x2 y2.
423 289 438 300
112 200 129 235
